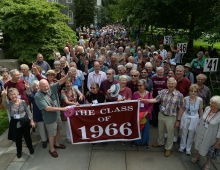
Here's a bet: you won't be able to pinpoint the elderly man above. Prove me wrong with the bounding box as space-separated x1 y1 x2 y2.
108 55 119 74
87 61 107 91
99 68 118 102
175 65 191 97
4 69 29 104
126 70 140 94
117 47 125 64
196 74 211 107
141 77 184 157
88 56 108 73
35 53 51 75
34 71 71 158
151 67 167 127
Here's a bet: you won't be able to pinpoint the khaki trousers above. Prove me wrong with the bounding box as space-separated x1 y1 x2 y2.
157 112 176 150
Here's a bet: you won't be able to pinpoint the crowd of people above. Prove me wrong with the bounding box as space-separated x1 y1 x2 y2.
0 23 220 170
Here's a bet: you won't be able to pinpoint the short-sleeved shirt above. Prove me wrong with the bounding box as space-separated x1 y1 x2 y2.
151 76 167 97
190 58 205 69
35 61 51 75
155 89 184 116
4 79 29 104
99 79 118 95
175 77 191 97
34 82 60 124
119 87 132 100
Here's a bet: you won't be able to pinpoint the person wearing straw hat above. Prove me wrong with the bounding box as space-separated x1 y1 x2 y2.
184 63 194 84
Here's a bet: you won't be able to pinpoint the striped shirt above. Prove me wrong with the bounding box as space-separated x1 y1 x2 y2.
155 89 184 116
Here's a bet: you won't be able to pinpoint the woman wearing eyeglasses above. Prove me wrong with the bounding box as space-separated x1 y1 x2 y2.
192 95 220 170
61 78 84 143
131 79 153 148
179 84 203 155
2 87 35 158
86 82 105 104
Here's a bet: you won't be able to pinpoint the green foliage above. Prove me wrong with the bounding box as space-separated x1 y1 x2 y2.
74 0 96 28
0 109 9 135
0 0 77 63
109 0 220 47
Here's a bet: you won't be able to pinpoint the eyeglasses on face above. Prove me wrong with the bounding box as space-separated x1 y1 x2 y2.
90 87 96 90
130 75 138 77
106 73 111 75
126 68 132 70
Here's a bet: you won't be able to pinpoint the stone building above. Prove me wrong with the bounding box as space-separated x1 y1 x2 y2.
47 0 75 29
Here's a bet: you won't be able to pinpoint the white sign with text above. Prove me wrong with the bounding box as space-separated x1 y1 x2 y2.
204 58 219 72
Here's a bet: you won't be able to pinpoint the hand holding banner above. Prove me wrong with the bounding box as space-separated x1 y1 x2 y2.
67 101 140 144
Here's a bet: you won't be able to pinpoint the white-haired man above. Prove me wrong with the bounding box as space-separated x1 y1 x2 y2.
141 77 184 157
34 71 71 158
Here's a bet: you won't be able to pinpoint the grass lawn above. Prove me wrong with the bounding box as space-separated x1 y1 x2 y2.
0 108 9 136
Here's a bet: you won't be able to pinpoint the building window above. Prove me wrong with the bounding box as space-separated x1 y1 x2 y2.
66 0 72 3
67 10 74 24
47 0 58 3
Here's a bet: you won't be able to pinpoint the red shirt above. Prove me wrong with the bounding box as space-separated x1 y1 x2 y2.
4 79 29 104
151 76 167 97
175 77 191 97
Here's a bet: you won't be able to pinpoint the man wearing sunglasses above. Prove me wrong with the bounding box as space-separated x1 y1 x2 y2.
126 70 140 94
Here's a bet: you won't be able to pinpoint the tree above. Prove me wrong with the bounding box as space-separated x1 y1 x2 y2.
109 0 220 48
74 0 96 28
0 0 77 63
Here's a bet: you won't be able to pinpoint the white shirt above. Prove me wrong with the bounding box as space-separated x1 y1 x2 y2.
87 71 107 91
159 49 167 60
66 52 71 62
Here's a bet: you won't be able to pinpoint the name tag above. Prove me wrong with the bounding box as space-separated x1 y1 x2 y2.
140 103 144 108
161 106 165 111
204 122 208 128
92 100 98 104
118 94 123 99
14 114 20 119
17 95 21 99
42 70 45 74
197 66 200 69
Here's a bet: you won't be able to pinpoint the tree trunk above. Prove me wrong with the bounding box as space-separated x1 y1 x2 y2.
188 13 195 49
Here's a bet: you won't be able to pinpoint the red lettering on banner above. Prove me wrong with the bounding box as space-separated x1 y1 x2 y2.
68 101 140 143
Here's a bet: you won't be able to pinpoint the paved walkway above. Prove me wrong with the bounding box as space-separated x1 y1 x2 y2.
0 125 219 170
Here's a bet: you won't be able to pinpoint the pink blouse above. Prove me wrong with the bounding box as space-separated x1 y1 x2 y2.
132 91 154 120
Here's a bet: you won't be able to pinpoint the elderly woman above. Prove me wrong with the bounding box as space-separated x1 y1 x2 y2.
139 68 153 93
131 79 153 148
179 84 203 155
61 78 83 142
26 80 48 148
118 75 132 101
86 82 105 104
2 88 35 158
192 96 220 170
0 68 10 86
196 74 211 108
53 61 62 80
45 70 57 84
20 64 34 85
145 62 155 78
69 67 84 94
60 58 69 75
191 51 205 82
